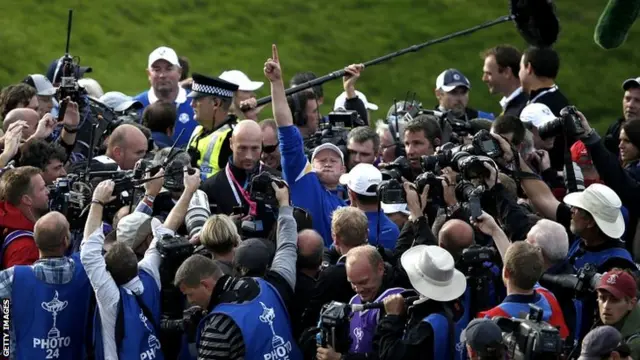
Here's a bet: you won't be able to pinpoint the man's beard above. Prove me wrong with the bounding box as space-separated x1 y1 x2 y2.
34 205 50 218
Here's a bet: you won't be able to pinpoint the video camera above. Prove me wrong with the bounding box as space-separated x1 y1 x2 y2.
537 106 585 140
55 10 88 122
304 109 361 161
494 304 564 360
157 234 196 319
461 244 497 267
539 263 603 298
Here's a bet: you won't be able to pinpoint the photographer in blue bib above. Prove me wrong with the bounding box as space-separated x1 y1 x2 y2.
378 245 467 360
81 166 202 360
0 211 92 360
174 180 301 360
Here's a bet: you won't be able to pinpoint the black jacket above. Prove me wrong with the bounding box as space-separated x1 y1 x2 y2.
529 86 572 171
604 117 625 157
502 91 528 118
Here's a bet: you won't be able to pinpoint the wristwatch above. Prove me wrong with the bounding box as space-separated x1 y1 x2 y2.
63 125 79 133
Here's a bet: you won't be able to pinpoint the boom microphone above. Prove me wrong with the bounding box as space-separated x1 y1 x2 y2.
350 296 419 312
594 0 640 49
510 0 559 48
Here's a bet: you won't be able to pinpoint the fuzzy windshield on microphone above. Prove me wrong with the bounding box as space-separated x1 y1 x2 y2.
594 0 640 49
510 0 559 47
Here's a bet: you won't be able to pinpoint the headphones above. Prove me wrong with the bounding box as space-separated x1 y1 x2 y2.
387 116 406 159
288 92 308 127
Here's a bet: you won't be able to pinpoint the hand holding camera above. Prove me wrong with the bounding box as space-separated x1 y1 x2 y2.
92 180 116 205
471 211 500 237
183 167 201 194
144 168 165 197
272 181 290 207
403 181 426 219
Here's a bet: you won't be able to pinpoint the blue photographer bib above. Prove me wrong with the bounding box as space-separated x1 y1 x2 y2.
422 313 451 360
567 240 634 272
11 252 92 360
93 270 163 360
196 278 302 360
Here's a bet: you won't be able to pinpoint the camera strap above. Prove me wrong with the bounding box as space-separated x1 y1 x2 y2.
225 163 260 216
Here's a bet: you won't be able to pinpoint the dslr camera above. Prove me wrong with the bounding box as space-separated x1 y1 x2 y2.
539 263 603 297
538 106 586 140
421 129 503 172
249 171 287 207
494 305 564 360
455 181 485 220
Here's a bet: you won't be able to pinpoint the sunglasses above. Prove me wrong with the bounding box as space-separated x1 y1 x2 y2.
263 143 279 154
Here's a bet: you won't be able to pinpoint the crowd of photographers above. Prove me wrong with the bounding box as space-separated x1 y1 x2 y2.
1 39 640 360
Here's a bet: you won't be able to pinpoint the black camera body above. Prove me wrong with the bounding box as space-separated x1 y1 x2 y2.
414 171 445 206
420 130 502 173
380 156 412 181
461 244 497 266
538 106 585 140
539 263 602 297
328 110 360 129
316 301 352 351
377 178 406 205
249 171 286 207
494 305 564 360
455 181 485 220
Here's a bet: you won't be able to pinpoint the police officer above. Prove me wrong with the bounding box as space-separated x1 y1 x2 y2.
187 73 240 179
0 212 92 359
379 245 467 360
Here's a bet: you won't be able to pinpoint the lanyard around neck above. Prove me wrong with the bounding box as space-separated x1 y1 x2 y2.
225 163 260 216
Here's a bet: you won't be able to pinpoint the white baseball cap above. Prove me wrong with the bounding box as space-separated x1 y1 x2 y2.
520 103 557 128
23 74 56 96
333 90 378 111
148 46 181 69
563 183 625 239
339 163 382 196
311 143 344 164
219 70 263 92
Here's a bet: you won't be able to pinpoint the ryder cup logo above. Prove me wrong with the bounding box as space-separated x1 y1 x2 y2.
353 327 364 351
259 302 293 360
33 291 71 358
179 113 190 124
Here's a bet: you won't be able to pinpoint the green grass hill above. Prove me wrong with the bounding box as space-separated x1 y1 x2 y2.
0 0 639 131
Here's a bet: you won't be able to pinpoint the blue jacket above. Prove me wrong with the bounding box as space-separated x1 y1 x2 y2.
279 125 345 246
93 270 163 360
365 210 400 250
134 88 196 148
12 253 92 360
196 278 302 360
152 131 174 149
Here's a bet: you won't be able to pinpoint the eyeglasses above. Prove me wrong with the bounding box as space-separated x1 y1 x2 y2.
263 143 279 154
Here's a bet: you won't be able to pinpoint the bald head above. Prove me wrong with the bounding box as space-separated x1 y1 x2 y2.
34 211 70 256
231 120 262 170
3 108 40 138
345 245 385 302
438 219 474 260
107 124 148 170
297 229 324 270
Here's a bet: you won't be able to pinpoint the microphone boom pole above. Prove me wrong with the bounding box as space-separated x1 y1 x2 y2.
256 14 514 106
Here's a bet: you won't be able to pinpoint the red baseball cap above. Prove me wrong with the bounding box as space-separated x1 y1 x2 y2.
597 270 637 300
571 141 593 167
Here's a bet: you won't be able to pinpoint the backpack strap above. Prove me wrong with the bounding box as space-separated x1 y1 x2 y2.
115 290 159 352
625 332 640 344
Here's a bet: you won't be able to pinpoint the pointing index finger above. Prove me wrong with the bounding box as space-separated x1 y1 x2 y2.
272 44 279 63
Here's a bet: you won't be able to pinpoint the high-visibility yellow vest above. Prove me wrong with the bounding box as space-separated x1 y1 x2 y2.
188 124 232 179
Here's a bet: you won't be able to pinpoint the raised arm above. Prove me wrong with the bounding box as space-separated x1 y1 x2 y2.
269 183 298 291
163 168 201 231
265 44 293 127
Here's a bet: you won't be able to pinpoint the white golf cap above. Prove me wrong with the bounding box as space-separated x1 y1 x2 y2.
311 143 344 164
520 103 557 128
333 90 378 111
339 163 382 196
381 203 410 215
148 46 181 69
219 70 263 92
23 74 56 96
563 183 625 239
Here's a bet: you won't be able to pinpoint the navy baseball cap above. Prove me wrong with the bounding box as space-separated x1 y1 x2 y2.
436 69 471 92
460 319 504 353
46 57 92 84
579 326 630 360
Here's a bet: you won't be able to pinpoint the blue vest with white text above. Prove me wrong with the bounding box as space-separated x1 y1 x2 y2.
348 287 404 353
93 270 163 360
11 252 92 360
422 313 451 360
567 239 634 272
196 278 302 360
